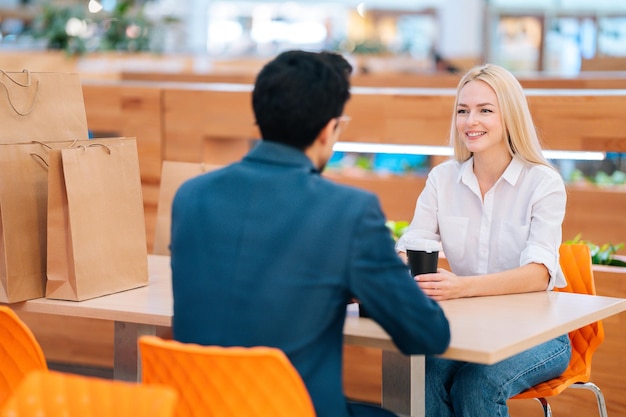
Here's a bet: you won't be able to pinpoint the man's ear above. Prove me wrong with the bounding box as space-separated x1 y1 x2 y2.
318 118 337 145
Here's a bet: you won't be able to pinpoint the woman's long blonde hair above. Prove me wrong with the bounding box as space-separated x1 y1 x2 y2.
450 63 551 167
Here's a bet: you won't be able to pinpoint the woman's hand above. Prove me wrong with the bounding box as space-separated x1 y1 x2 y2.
415 268 465 301
416 263 551 301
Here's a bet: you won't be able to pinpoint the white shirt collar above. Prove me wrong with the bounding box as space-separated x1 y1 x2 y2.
457 156 525 186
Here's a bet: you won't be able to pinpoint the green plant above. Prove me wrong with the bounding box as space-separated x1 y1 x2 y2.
29 0 174 56
565 234 626 267
99 0 152 52
569 168 626 187
385 220 409 241
31 3 88 55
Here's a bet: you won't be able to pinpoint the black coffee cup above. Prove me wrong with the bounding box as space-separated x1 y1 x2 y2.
405 239 441 276
359 304 371 318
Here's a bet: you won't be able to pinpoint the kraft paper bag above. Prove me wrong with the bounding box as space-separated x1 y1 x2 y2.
0 70 88 143
0 142 50 302
153 161 221 256
46 138 149 301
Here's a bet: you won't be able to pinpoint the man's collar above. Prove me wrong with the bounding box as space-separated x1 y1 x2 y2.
244 141 318 173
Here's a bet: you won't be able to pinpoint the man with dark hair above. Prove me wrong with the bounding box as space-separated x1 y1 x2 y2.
170 50 450 417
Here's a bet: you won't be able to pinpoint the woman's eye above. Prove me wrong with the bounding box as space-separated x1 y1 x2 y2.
457 109 467 114
481 108 493 113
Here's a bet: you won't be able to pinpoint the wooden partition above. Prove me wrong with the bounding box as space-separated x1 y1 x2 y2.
121 69 626 90
81 81 164 242
582 56 626 71
79 80 626 253
162 83 258 164
5 49 626 89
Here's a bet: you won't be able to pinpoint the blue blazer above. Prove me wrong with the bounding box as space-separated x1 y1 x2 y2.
171 141 450 417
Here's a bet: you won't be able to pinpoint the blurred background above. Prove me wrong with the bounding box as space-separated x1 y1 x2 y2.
2 0 626 75
1 0 625 231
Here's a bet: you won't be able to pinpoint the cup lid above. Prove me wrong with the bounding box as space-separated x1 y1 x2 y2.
404 238 441 253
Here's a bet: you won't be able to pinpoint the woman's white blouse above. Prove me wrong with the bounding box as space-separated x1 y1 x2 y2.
396 157 567 289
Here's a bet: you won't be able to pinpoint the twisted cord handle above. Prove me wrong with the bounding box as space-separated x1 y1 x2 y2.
0 69 40 116
78 142 112 154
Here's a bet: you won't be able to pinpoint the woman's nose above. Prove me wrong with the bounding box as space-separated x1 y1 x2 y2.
466 111 479 125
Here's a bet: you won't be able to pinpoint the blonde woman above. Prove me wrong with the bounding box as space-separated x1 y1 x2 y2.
396 64 572 416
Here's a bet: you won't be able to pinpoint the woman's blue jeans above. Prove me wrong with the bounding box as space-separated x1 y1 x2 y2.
425 334 571 417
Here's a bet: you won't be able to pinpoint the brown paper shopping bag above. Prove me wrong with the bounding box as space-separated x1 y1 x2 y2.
46 138 148 301
0 70 88 143
153 161 221 256
0 142 51 302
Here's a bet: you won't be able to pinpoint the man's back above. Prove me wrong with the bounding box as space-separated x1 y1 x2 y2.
171 141 449 417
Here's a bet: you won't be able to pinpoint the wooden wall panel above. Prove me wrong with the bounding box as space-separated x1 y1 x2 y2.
162 88 258 164
15 312 114 368
343 90 454 146
82 82 164 184
324 173 425 222
121 67 626 90
563 187 626 246
528 94 626 152
82 82 164 252
346 89 626 153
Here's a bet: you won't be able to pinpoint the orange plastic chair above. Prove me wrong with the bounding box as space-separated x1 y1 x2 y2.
138 335 316 417
0 306 48 406
0 370 178 417
511 243 608 417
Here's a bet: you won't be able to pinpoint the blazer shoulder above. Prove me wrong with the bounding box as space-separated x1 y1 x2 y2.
318 175 379 202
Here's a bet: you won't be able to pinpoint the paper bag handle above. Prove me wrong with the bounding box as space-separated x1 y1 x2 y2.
29 141 53 169
30 152 49 169
79 143 112 154
0 69 40 116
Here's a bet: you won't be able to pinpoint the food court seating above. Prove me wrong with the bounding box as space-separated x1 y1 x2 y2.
0 370 178 417
0 306 48 406
511 243 608 417
138 335 316 417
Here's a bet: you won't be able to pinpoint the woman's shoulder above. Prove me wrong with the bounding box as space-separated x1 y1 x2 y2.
522 162 566 192
526 162 564 181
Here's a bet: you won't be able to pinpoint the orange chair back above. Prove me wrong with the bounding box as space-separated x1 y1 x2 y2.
0 370 177 417
514 243 604 398
0 306 48 406
139 336 316 417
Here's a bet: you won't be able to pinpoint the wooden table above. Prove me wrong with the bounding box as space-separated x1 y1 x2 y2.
9 255 626 417
344 290 626 415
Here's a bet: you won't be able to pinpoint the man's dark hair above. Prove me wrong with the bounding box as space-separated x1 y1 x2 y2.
252 50 352 150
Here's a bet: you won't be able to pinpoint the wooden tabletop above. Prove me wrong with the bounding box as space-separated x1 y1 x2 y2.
12 255 173 327
344 290 626 364
11 255 626 365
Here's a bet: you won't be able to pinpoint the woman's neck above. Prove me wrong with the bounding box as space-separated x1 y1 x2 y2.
472 151 513 197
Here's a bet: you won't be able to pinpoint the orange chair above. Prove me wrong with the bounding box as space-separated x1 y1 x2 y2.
0 306 48 406
138 335 316 417
0 370 178 417
511 243 608 417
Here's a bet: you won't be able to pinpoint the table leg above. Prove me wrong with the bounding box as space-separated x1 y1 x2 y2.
382 351 425 417
113 321 169 382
